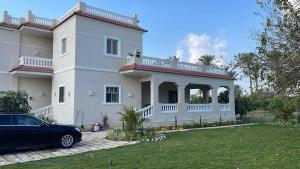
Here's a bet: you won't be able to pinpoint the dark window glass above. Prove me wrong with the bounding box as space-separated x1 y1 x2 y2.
106 38 118 55
105 87 119 103
59 86 65 103
13 115 41 126
61 38 67 54
0 115 12 125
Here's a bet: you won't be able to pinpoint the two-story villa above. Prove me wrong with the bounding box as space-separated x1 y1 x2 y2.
0 2 235 127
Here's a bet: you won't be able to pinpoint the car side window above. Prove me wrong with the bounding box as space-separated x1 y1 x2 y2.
0 115 12 125
13 115 41 126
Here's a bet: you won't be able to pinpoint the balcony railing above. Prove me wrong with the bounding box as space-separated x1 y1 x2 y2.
19 56 53 68
219 104 231 111
187 104 213 112
137 105 153 118
2 10 56 27
161 104 178 113
126 56 226 75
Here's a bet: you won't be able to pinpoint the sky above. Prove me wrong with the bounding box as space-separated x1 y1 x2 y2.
0 0 263 92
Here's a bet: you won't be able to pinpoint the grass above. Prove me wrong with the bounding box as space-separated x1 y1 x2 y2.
3 124 300 169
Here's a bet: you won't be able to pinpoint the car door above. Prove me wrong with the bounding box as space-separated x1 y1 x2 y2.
12 115 49 148
0 115 16 151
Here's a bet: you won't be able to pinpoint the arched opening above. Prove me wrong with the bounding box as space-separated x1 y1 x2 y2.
159 82 178 103
185 84 212 104
218 86 230 103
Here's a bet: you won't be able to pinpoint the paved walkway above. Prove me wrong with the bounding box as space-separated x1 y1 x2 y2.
0 131 138 166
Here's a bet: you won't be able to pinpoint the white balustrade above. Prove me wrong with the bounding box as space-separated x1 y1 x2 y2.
126 55 226 75
31 105 52 118
19 56 53 68
137 105 153 118
32 15 55 27
219 104 231 111
83 4 137 25
161 104 178 113
187 104 213 112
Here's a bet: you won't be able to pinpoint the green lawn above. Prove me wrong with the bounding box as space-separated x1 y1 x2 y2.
3 124 300 169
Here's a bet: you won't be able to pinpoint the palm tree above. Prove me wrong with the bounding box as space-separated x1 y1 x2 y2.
226 69 238 79
119 106 148 131
198 55 219 67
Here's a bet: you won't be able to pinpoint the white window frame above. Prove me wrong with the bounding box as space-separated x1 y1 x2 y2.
104 36 121 57
58 84 66 105
103 84 121 104
60 36 67 57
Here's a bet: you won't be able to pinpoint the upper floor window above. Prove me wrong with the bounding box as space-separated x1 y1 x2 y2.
105 37 120 56
60 37 67 55
58 85 65 104
104 85 121 104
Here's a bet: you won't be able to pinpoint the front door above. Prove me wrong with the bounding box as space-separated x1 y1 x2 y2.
168 90 178 103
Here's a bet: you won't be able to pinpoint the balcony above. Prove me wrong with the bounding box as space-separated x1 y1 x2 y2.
120 55 232 79
10 56 53 77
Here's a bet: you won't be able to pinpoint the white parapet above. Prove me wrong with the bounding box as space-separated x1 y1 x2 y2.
126 55 226 75
19 56 53 68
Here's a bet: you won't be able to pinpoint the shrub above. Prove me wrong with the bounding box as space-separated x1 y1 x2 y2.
268 95 295 121
0 91 31 113
235 96 253 117
105 128 157 141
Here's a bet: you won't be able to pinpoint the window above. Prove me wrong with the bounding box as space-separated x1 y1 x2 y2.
0 115 12 125
61 37 67 55
58 86 65 103
105 37 120 56
13 115 41 126
104 85 121 104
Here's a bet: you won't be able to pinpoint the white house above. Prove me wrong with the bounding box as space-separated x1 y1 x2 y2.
0 2 235 128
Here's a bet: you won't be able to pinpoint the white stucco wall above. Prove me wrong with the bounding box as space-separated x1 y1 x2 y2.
18 77 52 110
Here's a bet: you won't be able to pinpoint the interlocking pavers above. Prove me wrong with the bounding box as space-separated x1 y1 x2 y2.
0 131 137 166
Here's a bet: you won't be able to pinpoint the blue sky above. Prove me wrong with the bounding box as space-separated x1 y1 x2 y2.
0 0 262 92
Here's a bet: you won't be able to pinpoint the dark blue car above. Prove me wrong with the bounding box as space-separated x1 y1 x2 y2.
0 113 82 152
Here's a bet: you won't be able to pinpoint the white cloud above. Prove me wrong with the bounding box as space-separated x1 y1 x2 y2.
175 33 228 67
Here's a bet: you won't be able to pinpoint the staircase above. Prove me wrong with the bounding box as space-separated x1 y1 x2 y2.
137 105 153 118
31 105 52 118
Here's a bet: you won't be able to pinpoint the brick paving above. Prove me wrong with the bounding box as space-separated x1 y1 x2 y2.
0 131 138 166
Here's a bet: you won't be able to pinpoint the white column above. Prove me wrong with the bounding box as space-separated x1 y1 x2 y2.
211 88 218 113
150 80 159 115
177 85 186 116
203 89 209 103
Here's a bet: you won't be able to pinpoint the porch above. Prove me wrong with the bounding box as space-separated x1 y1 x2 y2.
137 78 235 124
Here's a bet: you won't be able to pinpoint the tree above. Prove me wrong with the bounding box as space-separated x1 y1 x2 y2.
256 0 300 95
233 52 263 93
0 91 31 113
198 55 219 67
234 85 243 98
218 90 229 103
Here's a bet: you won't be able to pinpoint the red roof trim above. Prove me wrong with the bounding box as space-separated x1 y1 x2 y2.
120 64 235 80
0 22 19 29
9 65 53 74
21 22 52 31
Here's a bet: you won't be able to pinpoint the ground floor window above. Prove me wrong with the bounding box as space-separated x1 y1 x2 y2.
104 85 121 104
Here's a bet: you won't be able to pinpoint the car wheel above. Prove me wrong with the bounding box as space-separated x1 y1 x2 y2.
60 134 74 148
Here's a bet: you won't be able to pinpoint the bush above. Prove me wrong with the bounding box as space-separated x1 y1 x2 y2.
268 95 295 121
235 96 253 117
105 128 157 141
0 91 31 113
